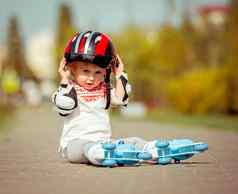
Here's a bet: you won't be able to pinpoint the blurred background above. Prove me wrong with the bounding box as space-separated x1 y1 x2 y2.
0 0 238 131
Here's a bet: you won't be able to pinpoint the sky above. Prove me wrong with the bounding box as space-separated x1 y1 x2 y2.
0 0 229 44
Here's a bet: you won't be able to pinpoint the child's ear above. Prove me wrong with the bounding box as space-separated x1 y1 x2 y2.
64 65 74 81
68 63 75 73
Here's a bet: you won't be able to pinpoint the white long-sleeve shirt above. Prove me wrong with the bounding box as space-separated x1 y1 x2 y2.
53 79 131 150
59 82 111 149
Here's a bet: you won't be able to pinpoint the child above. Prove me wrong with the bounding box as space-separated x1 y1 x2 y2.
52 31 208 166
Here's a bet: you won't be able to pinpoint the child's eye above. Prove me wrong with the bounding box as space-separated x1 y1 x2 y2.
83 69 90 73
95 71 102 74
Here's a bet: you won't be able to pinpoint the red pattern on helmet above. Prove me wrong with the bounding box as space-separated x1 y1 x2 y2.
64 33 79 54
78 35 87 54
95 34 109 56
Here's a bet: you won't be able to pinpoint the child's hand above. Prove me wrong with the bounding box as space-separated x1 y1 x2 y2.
112 54 124 77
58 58 71 84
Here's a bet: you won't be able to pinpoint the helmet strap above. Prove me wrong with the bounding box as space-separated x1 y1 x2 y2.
105 67 111 109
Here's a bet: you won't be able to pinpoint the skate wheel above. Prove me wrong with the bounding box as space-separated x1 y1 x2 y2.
159 157 171 165
156 141 169 148
103 143 116 150
137 152 152 160
102 159 117 167
194 143 208 152
173 154 193 161
174 159 180 164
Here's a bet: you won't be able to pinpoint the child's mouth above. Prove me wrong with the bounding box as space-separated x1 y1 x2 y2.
84 83 95 89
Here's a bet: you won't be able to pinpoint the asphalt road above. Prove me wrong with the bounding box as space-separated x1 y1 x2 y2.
0 105 237 194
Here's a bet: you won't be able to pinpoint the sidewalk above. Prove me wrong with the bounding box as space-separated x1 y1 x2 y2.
0 104 237 194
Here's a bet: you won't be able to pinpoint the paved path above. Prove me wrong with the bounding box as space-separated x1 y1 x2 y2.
0 105 237 194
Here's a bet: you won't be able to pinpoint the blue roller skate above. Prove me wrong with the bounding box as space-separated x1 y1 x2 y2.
85 140 152 167
101 141 152 167
147 139 208 165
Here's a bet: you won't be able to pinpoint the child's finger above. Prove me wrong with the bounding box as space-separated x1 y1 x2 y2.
114 55 119 68
59 58 66 71
117 55 123 65
116 54 124 71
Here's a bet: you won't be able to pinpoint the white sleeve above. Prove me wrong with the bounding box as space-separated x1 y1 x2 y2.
51 84 78 116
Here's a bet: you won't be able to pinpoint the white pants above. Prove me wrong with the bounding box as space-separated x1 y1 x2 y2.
62 137 147 163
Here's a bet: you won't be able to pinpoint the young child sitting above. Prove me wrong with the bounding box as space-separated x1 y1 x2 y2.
52 31 208 166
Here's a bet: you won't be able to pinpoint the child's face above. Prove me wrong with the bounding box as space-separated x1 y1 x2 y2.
68 61 106 90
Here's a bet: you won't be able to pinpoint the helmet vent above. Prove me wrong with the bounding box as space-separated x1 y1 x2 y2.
72 35 77 42
95 36 102 44
84 32 90 37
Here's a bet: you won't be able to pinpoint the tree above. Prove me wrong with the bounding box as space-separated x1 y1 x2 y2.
225 0 238 114
0 15 38 106
5 16 36 80
55 3 77 69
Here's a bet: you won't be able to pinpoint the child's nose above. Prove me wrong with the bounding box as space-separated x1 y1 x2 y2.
88 75 94 81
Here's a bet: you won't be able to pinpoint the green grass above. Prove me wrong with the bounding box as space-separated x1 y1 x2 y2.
147 109 238 132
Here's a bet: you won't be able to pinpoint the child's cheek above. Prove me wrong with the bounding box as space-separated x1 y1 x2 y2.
75 74 85 83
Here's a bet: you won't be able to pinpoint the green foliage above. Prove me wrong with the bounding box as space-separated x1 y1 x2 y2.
166 68 228 114
113 26 161 101
111 2 238 115
156 25 189 75
0 69 21 95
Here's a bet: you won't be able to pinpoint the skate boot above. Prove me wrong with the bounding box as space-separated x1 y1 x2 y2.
144 139 208 165
84 140 152 167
